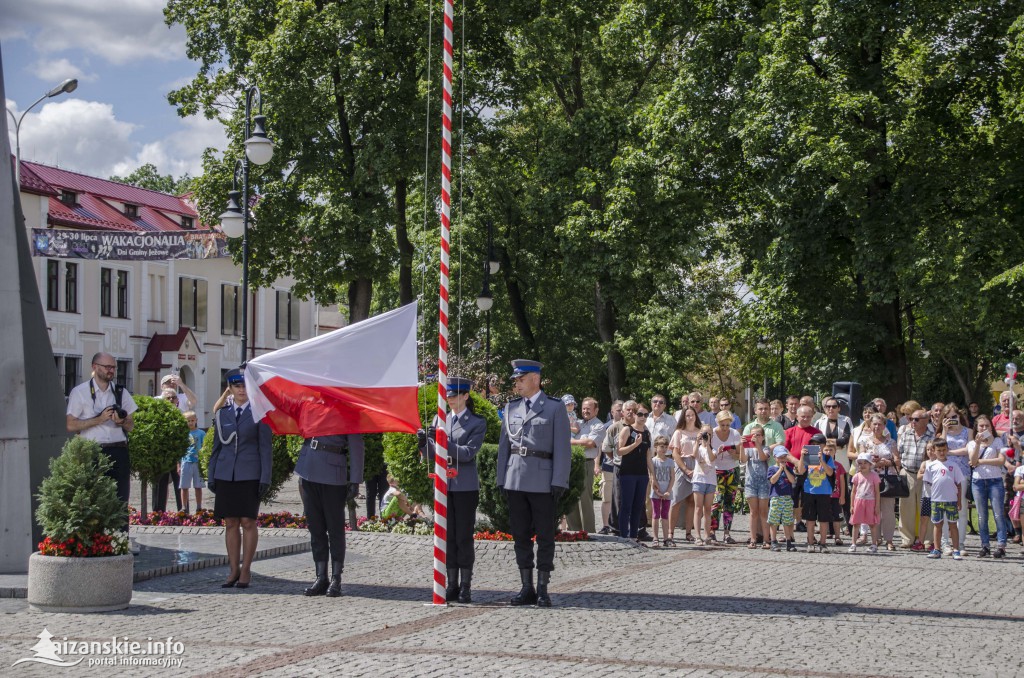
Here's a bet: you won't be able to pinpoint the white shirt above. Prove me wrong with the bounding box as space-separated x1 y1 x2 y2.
923 459 964 503
66 379 138 445
691 446 718 485
646 412 677 443
969 440 1006 481
711 428 740 471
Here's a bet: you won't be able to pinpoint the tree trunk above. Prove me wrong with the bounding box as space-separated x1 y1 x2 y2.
395 178 414 306
594 280 626 401
870 299 909 405
141 480 148 517
500 248 538 359
348 278 373 323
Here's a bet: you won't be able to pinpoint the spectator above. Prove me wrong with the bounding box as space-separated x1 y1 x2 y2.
816 396 852 455
717 395 742 430
649 436 675 547
927 401 946 435
896 409 932 550
873 397 898 438
924 439 964 560
796 432 835 552
1001 410 1024 543
608 400 623 424
848 453 880 554
770 399 786 425
647 395 677 441
178 410 205 514
691 426 718 545
562 394 581 437
767 446 798 552
152 387 184 512
784 405 819 528
567 397 606 534
669 407 701 543
898 400 922 429
858 413 900 550
599 400 624 534
969 415 1007 558
740 425 770 548
800 396 823 424
992 392 1015 434
617 401 653 542
710 410 741 543
687 392 716 427
966 401 980 429
160 373 198 413
916 442 937 554
827 440 847 547
781 395 800 430
364 466 389 520
937 404 972 554
744 398 785 447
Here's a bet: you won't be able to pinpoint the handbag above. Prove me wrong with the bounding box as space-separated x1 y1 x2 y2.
1010 494 1022 522
879 470 910 498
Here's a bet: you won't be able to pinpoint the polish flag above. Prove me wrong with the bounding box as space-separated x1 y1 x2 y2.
245 303 420 436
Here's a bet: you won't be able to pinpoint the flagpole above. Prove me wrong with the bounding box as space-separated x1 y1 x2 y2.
431 0 455 606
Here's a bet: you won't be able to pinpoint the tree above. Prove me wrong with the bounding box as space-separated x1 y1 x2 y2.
127 396 190 514
110 163 193 195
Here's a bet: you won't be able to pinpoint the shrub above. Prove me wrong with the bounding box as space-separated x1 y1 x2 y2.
383 384 501 507
128 396 190 497
198 415 301 502
478 444 587 532
35 436 128 556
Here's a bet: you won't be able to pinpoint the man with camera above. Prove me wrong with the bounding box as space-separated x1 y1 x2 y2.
66 352 138 552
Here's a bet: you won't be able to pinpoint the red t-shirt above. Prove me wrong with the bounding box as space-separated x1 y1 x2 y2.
831 462 846 499
784 425 818 460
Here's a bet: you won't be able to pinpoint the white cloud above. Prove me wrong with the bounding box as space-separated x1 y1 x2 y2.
113 115 227 178
0 0 187 65
29 57 97 83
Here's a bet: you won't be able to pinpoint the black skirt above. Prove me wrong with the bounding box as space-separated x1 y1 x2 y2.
213 479 261 520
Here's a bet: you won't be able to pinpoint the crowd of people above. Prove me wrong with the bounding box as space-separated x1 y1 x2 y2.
561 389 1024 561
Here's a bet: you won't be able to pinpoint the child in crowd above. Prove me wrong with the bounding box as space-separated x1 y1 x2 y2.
916 442 937 552
768 446 797 552
826 440 846 547
178 411 205 513
849 454 880 553
380 475 419 521
798 433 835 553
924 439 964 560
650 436 676 547
691 425 719 545
740 426 771 549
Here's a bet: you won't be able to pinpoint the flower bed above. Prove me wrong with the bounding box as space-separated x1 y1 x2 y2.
38 530 128 557
357 515 434 535
129 508 309 529
474 529 590 542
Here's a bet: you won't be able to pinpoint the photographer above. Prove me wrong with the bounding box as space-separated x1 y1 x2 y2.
66 352 138 551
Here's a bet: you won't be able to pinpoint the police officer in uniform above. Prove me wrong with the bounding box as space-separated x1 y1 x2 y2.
296 432 365 597
208 368 273 588
497 360 571 607
418 377 486 603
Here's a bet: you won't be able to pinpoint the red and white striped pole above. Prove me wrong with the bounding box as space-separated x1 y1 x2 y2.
431 0 455 606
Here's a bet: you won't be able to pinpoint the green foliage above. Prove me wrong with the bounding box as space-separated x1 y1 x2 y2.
198 418 301 503
128 396 190 486
36 437 126 543
363 433 385 479
109 163 193 194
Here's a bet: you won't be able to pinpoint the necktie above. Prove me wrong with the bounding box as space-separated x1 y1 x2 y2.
524 399 532 412
235 407 243 421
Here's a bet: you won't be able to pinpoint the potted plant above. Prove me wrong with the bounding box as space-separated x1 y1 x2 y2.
27 436 133 613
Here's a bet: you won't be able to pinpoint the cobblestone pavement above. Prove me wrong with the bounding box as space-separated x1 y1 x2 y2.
4 508 1024 677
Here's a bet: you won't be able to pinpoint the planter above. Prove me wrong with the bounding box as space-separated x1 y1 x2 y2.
27 552 133 613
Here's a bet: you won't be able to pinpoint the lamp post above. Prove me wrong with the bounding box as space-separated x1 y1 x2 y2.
218 85 274 366
476 221 497 375
6 78 78 186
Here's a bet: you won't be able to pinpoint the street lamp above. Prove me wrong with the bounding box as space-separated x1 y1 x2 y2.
218 84 274 365
476 219 497 375
6 78 78 185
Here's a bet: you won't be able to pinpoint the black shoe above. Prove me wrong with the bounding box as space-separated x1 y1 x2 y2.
786 540 797 552
325 561 343 597
795 523 807 533
978 546 991 559
445 568 460 602
458 568 472 604
304 561 330 596
221 575 240 589
994 546 1006 559
637 529 653 542
510 568 537 606
598 526 612 535
536 571 551 608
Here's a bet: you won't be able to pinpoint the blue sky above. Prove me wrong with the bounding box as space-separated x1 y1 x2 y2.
1 0 225 180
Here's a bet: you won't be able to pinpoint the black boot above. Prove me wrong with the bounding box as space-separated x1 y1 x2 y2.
304 561 329 596
445 568 460 602
536 571 551 608
510 568 537 606
325 561 343 597
458 568 472 604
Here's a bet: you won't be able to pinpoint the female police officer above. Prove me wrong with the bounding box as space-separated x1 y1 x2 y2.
207 368 273 588
419 377 486 602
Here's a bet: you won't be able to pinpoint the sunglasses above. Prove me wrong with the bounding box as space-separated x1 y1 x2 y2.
910 417 925 421
824 404 839 409
636 412 649 417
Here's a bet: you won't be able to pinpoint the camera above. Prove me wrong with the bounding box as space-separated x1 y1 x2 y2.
106 405 128 419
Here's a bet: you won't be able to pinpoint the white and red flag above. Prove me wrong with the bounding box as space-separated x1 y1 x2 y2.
245 303 420 436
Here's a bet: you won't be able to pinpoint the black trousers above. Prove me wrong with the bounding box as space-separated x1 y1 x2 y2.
102 444 132 531
506 490 556 572
365 469 388 518
448 490 479 569
610 466 620 530
300 478 347 566
152 469 182 512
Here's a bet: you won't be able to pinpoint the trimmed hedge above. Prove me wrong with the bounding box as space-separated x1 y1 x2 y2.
128 395 190 487
478 444 586 532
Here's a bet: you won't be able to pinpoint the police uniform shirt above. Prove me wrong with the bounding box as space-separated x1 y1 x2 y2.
66 380 138 445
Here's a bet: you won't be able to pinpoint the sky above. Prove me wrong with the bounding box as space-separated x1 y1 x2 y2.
0 0 226 181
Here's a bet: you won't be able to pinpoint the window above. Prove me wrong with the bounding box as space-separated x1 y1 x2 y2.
178 276 207 332
117 270 129 318
59 190 77 206
100 268 112 317
221 284 240 336
276 290 300 340
64 263 78 313
124 204 138 218
149 273 165 322
56 355 80 397
46 260 59 311
181 216 194 230
116 359 133 392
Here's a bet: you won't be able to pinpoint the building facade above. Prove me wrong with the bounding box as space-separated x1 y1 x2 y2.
19 160 340 426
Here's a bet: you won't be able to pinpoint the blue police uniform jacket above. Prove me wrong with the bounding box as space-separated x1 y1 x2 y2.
295 434 366 486
497 392 572 493
422 409 487 492
208 404 273 484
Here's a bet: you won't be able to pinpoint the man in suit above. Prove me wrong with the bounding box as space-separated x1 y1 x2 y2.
295 431 365 597
497 359 571 608
419 377 487 602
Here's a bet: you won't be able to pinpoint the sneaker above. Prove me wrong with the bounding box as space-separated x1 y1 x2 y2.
910 541 925 552
978 546 991 558
598 526 611 535
819 544 830 554
637 529 653 543
786 540 797 552
952 550 963 560
942 544 953 556
994 545 1006 559
771 543 782 552
806 543 815 554
927 549 941 559
868 544 878 554
848 544 857 553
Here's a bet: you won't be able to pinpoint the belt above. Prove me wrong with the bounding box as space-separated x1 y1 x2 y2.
99 442 127 448
512 447 552 460
306 437 347 454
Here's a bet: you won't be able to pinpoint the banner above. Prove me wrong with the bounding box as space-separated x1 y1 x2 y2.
31 229 229 260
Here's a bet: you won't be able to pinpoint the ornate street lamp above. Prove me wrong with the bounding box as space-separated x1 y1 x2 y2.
6 78 78 185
